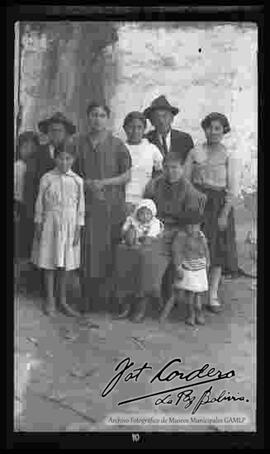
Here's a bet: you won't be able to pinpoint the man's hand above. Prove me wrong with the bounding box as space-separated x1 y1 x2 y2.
73 226 81 247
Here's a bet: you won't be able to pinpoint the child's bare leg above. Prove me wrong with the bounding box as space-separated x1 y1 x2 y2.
159 291 176 324
185 291 195 326
208 266 222 312
194 293 205 325
58 269 80 317
44 269 56 316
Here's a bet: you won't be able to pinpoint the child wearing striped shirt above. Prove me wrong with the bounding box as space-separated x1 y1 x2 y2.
173 218 210 325
160 215 210 326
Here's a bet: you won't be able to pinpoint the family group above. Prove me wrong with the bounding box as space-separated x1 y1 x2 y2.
14 95 238 326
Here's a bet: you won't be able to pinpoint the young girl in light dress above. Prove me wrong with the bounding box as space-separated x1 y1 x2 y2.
160 214 210 326
31 143 85 317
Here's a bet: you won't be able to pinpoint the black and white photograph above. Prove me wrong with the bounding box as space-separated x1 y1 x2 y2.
12 10 260 440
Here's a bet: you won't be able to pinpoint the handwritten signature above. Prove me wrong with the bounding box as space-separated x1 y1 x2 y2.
101 357 249 414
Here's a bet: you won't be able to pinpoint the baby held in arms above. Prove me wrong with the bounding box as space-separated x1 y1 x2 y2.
121 199 164 247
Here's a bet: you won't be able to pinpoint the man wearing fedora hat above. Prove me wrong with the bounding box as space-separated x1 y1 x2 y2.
144 95 194 164
144 96 194 304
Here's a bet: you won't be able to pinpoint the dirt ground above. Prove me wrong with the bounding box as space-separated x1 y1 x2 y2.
14 202 257 433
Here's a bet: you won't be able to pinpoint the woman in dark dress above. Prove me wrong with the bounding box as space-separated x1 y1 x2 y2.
74 102 132 311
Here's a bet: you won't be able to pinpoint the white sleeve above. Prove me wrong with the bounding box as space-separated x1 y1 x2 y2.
148 218 164 237
152 145 164 170
76 178 85 226
122 216 133 232
34 174 48 224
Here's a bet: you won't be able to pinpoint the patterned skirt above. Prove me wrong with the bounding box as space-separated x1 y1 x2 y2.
195 186 238 274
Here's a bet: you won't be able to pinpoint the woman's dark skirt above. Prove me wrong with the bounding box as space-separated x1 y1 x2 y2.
195 186 238 274
14 201 34 261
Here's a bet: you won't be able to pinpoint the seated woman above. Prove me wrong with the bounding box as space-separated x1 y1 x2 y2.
115 199 163 320
115 152 206 323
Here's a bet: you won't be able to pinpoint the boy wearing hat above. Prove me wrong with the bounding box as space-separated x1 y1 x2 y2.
24 112 76 218
144 95 194 165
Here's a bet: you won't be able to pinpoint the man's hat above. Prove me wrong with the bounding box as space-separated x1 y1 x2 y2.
143 95 179 119
38 112 76 135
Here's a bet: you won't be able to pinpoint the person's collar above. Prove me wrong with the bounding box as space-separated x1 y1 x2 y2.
54 167 73 176
157 129 172 139
88 129 109 145
164 175 185 187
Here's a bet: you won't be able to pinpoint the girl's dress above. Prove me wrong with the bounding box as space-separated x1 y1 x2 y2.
184 143 238 274
31 168 85 270
172 230 209 293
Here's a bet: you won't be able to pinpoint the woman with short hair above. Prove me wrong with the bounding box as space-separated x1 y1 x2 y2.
184 112 239 312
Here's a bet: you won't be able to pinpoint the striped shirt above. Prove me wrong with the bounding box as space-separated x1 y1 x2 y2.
182 257 207 271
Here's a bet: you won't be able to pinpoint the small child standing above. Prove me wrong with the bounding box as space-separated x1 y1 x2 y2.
31 143 85 317
160 215 210 326
122 198 164 246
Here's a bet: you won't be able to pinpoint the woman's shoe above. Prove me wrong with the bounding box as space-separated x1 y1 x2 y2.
195 308 205 325
114 302 131 320
207 296 223 313
60 298 81 317
195 299 206 325
132 298 147 323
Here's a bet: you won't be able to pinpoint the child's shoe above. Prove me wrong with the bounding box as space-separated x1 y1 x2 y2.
43 297 56 317
195 308 205 325
60 297 81 317
185 303 195 326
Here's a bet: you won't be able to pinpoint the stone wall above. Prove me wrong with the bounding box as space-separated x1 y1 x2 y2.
111 22 258 193
17 21 257 192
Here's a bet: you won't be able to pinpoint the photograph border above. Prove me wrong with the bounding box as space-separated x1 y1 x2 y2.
6 4 264 450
